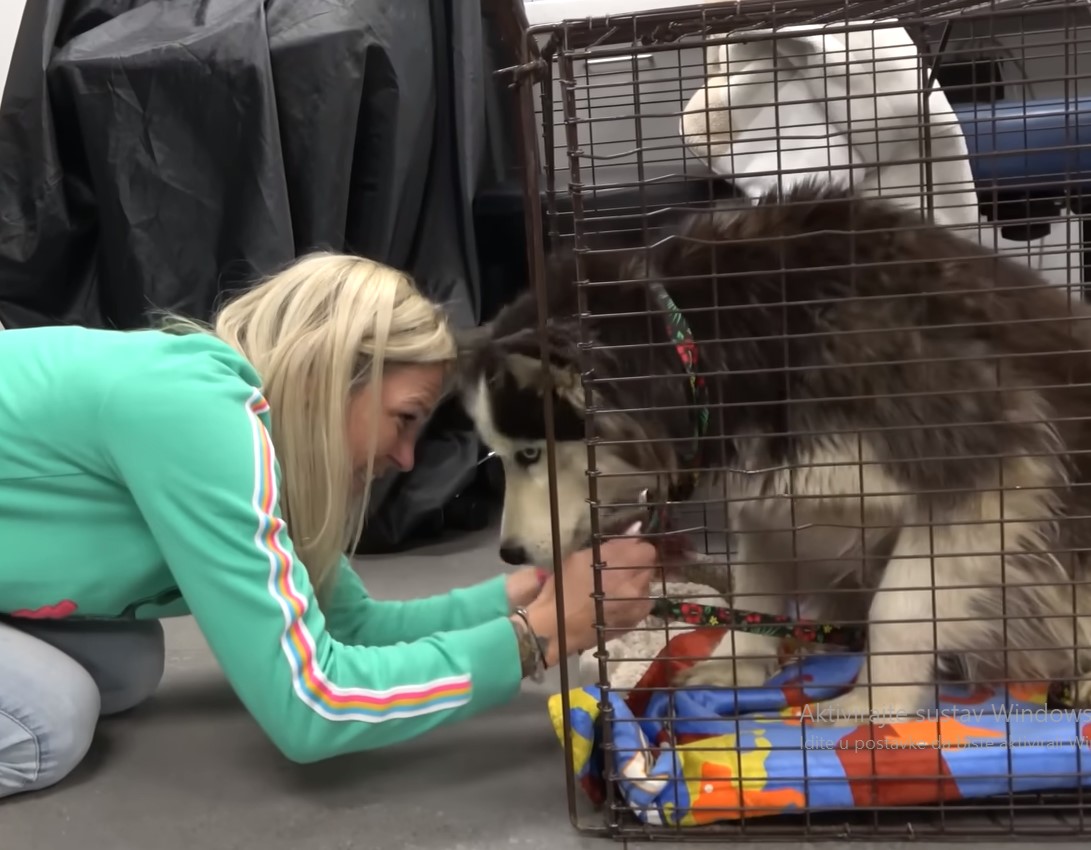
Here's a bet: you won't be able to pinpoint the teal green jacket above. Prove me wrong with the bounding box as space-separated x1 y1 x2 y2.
0 325 521 762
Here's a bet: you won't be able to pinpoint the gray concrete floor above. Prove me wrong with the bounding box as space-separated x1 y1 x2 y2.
3 518 1090 849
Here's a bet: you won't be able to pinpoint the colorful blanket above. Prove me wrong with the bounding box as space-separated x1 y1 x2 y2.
547 627 1091 826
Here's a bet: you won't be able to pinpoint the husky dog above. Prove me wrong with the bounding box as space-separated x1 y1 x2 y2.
457 182 1091 722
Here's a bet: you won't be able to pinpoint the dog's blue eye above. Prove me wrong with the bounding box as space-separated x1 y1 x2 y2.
514 447 541 466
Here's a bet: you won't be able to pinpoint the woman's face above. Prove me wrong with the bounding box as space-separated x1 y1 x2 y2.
347 362 447 486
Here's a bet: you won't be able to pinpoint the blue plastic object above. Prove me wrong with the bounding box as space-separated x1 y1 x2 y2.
952 97 1091 194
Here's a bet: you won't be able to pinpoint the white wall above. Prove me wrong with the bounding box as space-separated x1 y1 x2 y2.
0 0 27 329
522 0 695 25
0 0 28 100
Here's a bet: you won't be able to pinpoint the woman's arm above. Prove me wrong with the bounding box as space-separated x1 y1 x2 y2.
98 359 523 763
321 556 512 647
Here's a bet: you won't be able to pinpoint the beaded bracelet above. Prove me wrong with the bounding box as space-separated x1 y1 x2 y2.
511 607 548 682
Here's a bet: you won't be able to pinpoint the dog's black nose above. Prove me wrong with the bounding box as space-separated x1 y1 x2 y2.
499 544 528 566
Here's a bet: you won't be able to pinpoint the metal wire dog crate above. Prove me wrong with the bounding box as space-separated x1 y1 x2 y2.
498 0 1091 840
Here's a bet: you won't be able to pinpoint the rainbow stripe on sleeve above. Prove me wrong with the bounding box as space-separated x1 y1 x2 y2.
244 390 473 722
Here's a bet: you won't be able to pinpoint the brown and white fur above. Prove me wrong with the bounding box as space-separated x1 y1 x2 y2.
457 183 1091 722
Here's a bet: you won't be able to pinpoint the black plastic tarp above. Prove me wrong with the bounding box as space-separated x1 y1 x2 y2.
0 0 506 549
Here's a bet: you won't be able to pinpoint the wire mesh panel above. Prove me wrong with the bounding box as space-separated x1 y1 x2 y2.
496 0 1091 840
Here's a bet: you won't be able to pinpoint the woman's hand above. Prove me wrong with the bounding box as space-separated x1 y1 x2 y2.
518 526 659 668
505 566 549 610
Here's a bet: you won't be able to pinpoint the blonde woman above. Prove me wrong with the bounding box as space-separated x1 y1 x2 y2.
0 253 658 798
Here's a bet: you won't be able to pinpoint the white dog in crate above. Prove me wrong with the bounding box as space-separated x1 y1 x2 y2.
457 182 1091 724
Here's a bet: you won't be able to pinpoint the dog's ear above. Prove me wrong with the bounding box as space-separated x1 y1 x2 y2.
492 323 587 414
502 351 585 413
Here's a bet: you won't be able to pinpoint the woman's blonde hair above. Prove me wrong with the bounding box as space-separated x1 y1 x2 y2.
164 252 457 594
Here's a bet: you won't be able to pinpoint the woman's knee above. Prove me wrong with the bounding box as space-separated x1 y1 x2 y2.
96 620 166 716
14 618 167 716
0 626 101 799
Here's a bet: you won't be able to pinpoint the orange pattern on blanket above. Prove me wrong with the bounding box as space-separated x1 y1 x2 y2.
1008 682 1050 704
688 751 807 823
887 717 1005 748
832 717 1000 807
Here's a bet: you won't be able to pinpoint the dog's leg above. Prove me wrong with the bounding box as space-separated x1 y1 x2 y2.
1068 557 1091 708
672 519 884 690
811 496 1089 725
807 534 940 724
673 528 793 690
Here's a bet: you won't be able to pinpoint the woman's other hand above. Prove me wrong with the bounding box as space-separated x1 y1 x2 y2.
520 526 659 667
505 566 549 610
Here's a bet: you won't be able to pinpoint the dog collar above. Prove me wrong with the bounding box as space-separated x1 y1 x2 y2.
637 281 708 540
648 280 709 500
652 598 866 651
640 284 868 652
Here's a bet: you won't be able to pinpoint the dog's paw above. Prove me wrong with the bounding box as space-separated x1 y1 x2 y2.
672 657 774 691
1070 677 1091 710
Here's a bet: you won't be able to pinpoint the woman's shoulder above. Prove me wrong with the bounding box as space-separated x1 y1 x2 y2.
112 328 265 401
2 323 243 359
1 324 264 407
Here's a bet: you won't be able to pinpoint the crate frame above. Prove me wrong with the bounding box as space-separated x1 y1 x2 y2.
495 0 1091 840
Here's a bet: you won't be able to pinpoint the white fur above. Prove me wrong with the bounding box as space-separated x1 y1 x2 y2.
466 375 657 563
578 581 731 690
679 429 1091 723
465 370 1091 723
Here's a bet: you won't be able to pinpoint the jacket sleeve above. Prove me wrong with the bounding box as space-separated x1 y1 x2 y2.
97 361 522 763
322 557 512 647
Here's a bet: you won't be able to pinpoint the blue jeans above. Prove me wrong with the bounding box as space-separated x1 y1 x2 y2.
0 616 164 799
